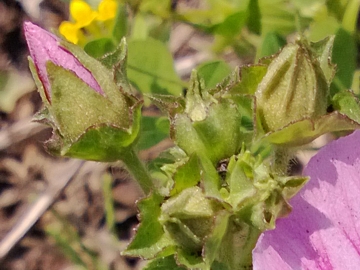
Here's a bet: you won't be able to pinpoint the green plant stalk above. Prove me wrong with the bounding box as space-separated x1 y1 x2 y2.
102 173 116 233
121 148 154 195
240 226 262 269
273 147 292 175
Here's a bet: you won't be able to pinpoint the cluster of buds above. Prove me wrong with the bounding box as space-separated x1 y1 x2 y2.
24 16 360 269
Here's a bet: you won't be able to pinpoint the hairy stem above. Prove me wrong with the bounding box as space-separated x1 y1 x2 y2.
121 148 154 195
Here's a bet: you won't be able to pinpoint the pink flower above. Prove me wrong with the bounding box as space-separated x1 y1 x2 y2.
23 21 103 101
253 130 360 269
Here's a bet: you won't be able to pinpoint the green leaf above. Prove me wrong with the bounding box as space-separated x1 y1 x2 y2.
197 61 232 89
127 38 183 95
144 256 186 270
247 0 261 34
139 0 172 19
84 38 116 58
257 32 286 59
331 27 357 95
137 116 169 150
112 3 127 43
327 0 347 21
123 193 175 259
259 0 298 36
291 0 326 18
307 12 339 42
332 90 360 123
213 11 248 37
131 13 150 40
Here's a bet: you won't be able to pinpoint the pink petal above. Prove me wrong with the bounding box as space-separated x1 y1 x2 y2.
24 21 103 101
253 130 360 270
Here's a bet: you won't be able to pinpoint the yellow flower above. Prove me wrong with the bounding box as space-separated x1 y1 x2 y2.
59 0 119 44
70 0 97 27
59 21 80 44
97 0 118 21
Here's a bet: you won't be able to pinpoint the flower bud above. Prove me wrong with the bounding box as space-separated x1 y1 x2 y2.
168 70 244 165
160 187 221 252
255 39 329 133
24 22 140 161
24 21 103 101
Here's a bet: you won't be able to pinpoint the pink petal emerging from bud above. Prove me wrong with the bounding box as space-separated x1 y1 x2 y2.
23 21 103 101
253 130 360 269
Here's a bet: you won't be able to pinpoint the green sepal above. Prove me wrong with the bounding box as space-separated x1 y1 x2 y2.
310 36 336 85
176 249 206 269
332 89 360 123
122 192 176 259
223 151 257 209
59 39 129 101
227 65 268 95
28 58 50 107
47 62 129 140
149 147 190 196
144 255 186 270
147 94 186 117
55 121 140 161
248 170 308 230
174 100 243 164
169 154 201 196
203 210 230 268
160 187 221 252
262 111 360 147
209 216 260 270
222 149 308 230
98 38 132 93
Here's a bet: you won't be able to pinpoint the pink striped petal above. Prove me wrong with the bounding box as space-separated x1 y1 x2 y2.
24 21 103 101
253 130 360 270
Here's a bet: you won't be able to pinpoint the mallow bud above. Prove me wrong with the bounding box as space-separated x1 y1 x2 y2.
255 39 329 133
24 22 141 161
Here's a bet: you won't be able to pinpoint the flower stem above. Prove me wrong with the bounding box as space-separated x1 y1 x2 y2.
273 147 292 175
121 148 154 195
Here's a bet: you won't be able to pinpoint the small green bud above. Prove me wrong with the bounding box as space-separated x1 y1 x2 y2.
160 187 220 252
171 70 243 164
255 39 330 133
